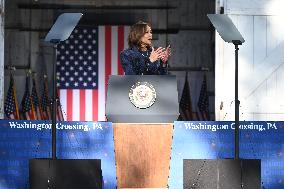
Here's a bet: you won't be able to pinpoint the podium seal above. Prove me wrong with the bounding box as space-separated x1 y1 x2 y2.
129 81 156 109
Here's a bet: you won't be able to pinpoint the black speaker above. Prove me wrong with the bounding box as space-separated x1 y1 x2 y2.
183 159 261 189
29 158 102 189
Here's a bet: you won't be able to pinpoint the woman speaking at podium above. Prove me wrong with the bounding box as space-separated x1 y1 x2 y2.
120 21 171 75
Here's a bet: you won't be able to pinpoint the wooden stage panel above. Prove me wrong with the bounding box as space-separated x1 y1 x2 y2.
113 123 173 188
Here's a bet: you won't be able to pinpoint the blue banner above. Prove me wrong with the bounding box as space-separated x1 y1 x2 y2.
170 121 284 189
0 120 116 189
0 120 284 189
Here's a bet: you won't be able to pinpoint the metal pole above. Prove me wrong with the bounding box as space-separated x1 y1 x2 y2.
233 40 241 159
51 41 59 160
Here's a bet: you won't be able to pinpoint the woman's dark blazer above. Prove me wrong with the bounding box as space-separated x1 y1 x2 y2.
120 46 168 75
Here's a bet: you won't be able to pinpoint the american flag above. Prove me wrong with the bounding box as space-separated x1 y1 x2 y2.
31 77 43 119
40 75 51 120
178 73 194 121
21 76 36 120
4 74 20 119
197 74 210 120
57 26 129 121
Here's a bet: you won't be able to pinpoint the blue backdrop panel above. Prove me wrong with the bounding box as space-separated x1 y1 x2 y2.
0 120 284 189
0 120 115 189
169 121 284 189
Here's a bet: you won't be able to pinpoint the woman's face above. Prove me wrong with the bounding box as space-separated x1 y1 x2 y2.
140 25 152 47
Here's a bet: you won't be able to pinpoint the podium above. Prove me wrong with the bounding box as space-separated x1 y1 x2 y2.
106 75 179 188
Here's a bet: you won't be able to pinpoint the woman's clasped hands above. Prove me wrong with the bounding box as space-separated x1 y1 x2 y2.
149 45 171 63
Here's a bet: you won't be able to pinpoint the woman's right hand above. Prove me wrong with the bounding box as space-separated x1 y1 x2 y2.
149 47 165 62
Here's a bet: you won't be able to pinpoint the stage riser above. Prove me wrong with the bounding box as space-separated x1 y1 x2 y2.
183 159 261 189
29 159 102 189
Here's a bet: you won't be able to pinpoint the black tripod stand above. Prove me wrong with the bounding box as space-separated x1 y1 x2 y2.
44 13 82 159
207 14 245 160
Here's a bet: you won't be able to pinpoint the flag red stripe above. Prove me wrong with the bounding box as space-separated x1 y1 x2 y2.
93 90 98 121
117 26 125 75
105 26 112 95
26 112 31 120
67 89 73 121
80 90 85 121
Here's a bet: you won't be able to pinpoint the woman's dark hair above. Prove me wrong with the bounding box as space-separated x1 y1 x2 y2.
128 21 150 49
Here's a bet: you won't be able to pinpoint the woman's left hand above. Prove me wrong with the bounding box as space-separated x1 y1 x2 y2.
161 45 171 63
